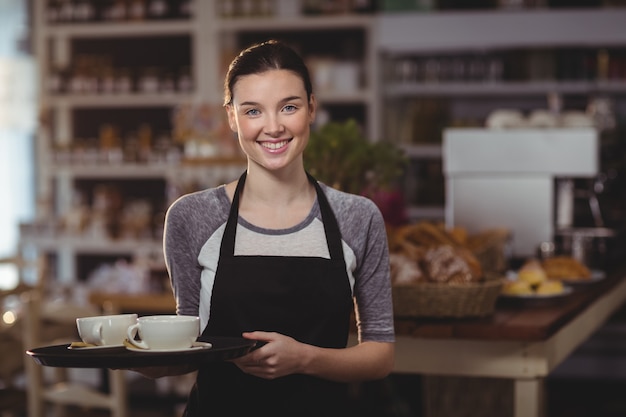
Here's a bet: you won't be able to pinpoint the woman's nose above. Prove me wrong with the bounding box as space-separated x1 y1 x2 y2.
264 116 284 137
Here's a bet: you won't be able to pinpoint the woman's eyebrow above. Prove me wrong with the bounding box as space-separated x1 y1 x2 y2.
281 95 304 102
239 95 304 107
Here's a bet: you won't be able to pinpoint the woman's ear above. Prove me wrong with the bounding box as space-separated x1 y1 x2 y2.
225 105 238 132
308 94 317 124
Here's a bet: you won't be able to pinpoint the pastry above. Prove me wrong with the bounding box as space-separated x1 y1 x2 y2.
542 256 591 281
455 246 483 280
389 253 424 286
535 280 565 295
422 245 479 284
517 259 547 286
502 280 533 295
401 222 463 248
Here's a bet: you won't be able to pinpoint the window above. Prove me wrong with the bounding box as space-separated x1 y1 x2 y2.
0 0 35 288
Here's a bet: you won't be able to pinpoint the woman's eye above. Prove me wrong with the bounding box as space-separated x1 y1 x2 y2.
283 104 297 113
244 108 260 116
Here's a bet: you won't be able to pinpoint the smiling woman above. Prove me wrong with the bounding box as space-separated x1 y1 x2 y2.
130 40 395 417
0 0 36 289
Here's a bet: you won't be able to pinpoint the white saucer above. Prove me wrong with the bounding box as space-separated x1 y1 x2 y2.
68 344 124 350
125 341 212 353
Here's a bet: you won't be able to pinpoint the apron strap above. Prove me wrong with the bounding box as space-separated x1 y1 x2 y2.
220 171 345 261
219 171 246 259
307 172 345 262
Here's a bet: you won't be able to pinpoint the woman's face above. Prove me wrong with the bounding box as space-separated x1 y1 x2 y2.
226 69 316 173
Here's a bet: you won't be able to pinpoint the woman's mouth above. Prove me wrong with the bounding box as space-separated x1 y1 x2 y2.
260 139 291 150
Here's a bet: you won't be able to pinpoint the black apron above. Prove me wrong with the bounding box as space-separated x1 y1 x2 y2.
183 172 354 417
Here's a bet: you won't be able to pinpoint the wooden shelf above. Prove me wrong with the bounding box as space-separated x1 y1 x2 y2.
378 9 626 53
384 80 626 97
215 14 373 32
46 93 195 108
49 163 174 179
20 236 164 256
44 20 195 38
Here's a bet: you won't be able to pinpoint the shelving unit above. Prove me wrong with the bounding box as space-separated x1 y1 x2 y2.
27 1 223 283
377 8 626 221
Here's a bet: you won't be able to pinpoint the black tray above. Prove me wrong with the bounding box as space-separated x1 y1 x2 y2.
26 337 256 369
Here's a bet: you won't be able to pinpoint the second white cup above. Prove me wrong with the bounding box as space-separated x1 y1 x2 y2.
76 313 138 346
126 315 200 350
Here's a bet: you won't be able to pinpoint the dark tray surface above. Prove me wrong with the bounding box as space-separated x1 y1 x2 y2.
27 336 256 369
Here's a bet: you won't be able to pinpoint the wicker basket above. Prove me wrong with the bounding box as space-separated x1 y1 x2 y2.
392 278 504 318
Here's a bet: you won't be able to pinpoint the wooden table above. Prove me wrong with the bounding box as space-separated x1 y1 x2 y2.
391 270 626 417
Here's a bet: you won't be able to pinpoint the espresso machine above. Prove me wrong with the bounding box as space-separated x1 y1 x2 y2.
443 127 611 267
553 175 614 268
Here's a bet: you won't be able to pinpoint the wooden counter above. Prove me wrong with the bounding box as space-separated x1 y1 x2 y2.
396 270 623 341
391 270 626 417
88 292 176 315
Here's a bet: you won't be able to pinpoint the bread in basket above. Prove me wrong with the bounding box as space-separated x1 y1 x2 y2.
388 222 507 318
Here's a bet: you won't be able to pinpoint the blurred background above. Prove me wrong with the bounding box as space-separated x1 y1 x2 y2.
2 1 626 416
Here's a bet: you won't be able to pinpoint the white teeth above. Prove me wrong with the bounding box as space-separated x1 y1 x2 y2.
261 140 289 150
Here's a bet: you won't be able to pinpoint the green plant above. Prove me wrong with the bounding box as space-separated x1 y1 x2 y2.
304 119 407 195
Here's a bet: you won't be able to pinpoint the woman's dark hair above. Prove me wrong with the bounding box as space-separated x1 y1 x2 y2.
223 40 313 106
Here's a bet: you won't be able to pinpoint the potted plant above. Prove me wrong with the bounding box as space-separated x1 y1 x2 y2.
304 119 409 226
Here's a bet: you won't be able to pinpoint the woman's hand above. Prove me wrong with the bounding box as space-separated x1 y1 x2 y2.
231 331 306 380
232 331 394 382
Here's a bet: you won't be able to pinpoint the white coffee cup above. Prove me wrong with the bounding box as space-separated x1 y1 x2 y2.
126 315 200 350
76 313 138 346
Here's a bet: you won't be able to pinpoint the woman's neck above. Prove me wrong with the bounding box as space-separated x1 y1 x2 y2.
227 167 316 229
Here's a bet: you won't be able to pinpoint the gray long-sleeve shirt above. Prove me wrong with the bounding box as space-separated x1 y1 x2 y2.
164 181 395 343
